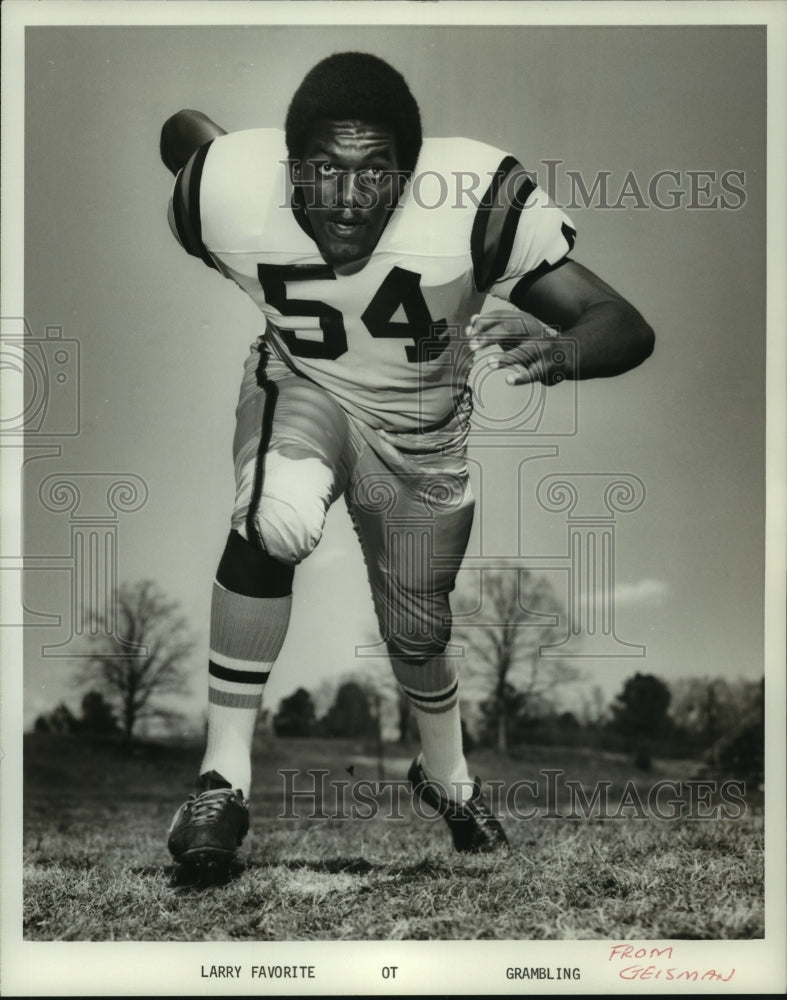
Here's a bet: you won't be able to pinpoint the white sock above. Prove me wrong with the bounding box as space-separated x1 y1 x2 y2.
391 653 473 802
200 582 291 797
413 709 473 803
201 706 258 798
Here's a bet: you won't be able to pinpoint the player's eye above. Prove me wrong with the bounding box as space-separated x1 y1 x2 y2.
316 162 339 178
361 167 386 184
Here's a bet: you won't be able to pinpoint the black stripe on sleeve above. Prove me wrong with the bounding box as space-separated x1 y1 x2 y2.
170 141 218 269
470 155 518 291
487 174 537 287
507 223 577 308
209 660 271 685
187 140 218 270
561 221 577 252
171 171 189 248
508 256 573 309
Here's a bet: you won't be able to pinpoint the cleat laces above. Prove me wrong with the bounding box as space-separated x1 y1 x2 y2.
168 773 249 864
188 789 234 826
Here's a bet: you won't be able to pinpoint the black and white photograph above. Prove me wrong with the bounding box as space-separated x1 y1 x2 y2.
1 1 785 995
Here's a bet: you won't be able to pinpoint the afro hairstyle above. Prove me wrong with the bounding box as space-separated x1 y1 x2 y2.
285 52 423 175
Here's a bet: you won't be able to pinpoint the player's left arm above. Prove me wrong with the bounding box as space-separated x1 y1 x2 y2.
469 260 655 384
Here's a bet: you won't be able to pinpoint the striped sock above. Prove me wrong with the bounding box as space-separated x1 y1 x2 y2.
391 653 472 802
200 581 291 797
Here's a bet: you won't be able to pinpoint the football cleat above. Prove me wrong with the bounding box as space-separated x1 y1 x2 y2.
408 757 509 854
168 770 249 866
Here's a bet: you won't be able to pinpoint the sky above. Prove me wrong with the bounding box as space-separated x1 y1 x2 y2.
7 18 773 734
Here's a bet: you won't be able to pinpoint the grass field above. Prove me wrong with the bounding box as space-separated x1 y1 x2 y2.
23 733 764 941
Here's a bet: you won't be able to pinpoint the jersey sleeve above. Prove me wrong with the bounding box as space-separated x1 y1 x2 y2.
167 129 287 270
470 156 576 302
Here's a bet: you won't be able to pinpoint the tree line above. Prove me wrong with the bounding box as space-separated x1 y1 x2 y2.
32 576 764 781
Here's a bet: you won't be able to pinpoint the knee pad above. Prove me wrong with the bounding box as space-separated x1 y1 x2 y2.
233 371 348 565
240 450 336 564
385 634 450 666
375 576 452 664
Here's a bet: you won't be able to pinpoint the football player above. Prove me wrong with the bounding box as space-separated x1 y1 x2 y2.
163 52 654 867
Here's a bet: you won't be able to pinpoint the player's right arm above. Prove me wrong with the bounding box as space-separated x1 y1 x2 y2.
160 109 227 175
162 110 228 268
467 150 653 383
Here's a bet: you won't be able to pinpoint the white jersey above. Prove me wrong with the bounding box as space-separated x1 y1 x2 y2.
169 128 575 433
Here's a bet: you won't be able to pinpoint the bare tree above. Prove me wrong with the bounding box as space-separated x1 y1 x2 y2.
451 569 580 753
74 580 195 745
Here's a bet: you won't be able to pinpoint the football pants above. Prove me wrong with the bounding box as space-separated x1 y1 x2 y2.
231 345 474 661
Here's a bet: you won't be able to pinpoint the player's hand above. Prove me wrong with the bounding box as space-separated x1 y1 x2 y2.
466 311 563 385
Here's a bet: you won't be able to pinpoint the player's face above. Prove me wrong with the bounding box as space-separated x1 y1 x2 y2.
296 120 402 268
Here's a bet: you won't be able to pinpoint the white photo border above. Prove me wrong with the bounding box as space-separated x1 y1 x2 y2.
2 1 785 996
